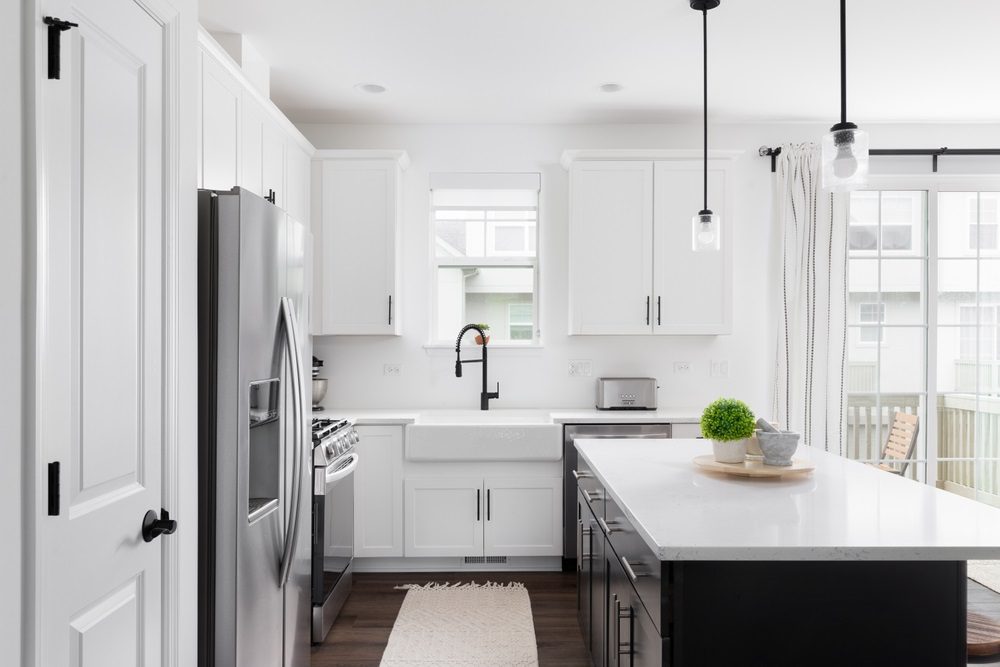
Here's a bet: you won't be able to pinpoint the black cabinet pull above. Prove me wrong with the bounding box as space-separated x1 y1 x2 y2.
476 489 480 521
657 296 662 326
44 16 78 80
645 296 650 325
487 489 491 521
388 294 393 325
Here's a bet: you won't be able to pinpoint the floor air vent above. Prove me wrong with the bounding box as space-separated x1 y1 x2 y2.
463 556 508 564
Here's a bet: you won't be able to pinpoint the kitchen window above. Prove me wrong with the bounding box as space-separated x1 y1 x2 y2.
858 302 885 344
430 173 541 345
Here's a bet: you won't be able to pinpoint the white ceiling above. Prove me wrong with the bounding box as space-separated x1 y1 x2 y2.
198 0 1000 125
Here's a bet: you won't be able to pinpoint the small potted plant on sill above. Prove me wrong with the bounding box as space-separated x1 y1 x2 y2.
473 324 490 346
701 398 757 464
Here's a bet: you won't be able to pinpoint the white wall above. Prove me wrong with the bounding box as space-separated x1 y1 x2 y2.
301 121 1000 416
2 3 23 663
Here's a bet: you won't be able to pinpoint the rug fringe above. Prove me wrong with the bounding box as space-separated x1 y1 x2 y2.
394 581 527 591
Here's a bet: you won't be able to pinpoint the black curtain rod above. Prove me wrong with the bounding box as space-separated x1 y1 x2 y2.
757 146 1000 173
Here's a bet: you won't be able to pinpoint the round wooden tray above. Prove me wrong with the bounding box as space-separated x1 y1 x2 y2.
693 455 815 478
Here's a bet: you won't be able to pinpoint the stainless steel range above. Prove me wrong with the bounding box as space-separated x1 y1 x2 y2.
310 418 359 643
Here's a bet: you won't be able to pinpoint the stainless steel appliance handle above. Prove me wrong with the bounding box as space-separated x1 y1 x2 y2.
278 297 305 587
570 469 593 481
324 452 359 485
598 517 620 535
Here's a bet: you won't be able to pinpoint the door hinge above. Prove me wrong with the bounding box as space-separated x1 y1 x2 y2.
43 16 78 80
47 461 60 515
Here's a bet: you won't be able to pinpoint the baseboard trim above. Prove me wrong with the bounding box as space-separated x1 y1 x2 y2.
352 556 563 573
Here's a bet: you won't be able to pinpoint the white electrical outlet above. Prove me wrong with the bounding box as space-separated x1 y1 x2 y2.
710 360 729 378
568 360 593 377
673 361 691 374
383 363 402 377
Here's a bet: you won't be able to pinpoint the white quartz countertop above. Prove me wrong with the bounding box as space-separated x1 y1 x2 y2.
313 407 701 426
576 438 1000 561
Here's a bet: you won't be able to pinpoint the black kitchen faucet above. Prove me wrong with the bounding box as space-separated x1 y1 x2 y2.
454 324 500 410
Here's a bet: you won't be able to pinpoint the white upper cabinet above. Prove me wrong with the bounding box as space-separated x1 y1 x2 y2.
315 153 408 336
568 161 655 335
198 29 313 223
653 161 731 334
566 152 734 335
199 50 242 190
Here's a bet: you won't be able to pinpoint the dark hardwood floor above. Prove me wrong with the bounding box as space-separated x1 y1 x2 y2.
311 573 1000 666
310 570 590 667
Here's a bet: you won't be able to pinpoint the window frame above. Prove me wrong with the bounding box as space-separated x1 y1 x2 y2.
845 174 1000 495
428 183 542 347
857 302 886 345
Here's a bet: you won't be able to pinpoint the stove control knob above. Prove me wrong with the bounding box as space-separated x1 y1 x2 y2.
351 431 360 444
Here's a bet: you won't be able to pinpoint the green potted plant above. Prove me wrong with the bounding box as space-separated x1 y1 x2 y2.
473 323 490 345
700 398 757 463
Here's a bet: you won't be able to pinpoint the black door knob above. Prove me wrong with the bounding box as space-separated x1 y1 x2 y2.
141 508 177 543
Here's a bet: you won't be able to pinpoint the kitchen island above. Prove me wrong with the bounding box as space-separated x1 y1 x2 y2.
574 438 1000 666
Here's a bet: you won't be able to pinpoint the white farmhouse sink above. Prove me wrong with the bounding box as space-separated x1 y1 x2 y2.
406 410 561 461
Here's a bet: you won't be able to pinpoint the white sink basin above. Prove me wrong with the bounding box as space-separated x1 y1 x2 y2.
406 410 561 461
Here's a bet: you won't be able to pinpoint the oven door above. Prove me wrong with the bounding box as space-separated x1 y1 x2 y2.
311 452 358 607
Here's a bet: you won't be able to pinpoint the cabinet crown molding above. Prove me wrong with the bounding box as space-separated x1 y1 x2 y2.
560 149 743 170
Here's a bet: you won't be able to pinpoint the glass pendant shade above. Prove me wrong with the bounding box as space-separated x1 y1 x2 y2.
822 125 869 191
691 210 721 252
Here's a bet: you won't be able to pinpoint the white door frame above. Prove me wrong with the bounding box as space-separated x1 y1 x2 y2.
23 0 196 665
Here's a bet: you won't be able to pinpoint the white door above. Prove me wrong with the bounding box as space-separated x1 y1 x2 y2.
354 426 404 557
568 161 654 335
484 477 562 557
653 161 732 334
320 159 400 335
404 477 483 557
200 45 242 190
35 0 174 664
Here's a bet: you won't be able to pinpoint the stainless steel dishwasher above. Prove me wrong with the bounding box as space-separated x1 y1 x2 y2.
562 422 671 570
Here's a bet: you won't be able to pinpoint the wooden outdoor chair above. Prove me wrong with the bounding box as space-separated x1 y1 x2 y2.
874 411 919 475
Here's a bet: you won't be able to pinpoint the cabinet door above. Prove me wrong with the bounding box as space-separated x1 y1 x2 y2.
653 160 731 334
261 120 285 208
569 161 654 335
320 159 400 335
404 477 483 557
484 476 562 556
591 524 607 666
285 144 311 225
578 489 594 653
200 50 241 190
353 426 404 557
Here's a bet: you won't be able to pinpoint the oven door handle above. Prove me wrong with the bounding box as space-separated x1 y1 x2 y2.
324 452 359 485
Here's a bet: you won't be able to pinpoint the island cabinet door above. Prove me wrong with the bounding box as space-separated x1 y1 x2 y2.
577 489 594 650
483 477 562 557
590 532 607 666
608 551 661 667
403 477 484 557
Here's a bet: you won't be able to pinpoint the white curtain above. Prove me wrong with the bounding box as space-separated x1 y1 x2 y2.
771 143 849 453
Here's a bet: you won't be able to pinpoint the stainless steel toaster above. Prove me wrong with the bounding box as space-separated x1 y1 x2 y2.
596 377 658 410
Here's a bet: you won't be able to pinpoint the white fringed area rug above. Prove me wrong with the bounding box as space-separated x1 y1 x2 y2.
379 581 539 667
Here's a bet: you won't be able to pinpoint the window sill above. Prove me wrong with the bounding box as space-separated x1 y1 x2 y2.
423 342 544 355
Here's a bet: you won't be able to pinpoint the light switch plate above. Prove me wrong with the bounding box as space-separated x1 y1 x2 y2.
673 361 691 374
383 363 402 377
568 360 593 377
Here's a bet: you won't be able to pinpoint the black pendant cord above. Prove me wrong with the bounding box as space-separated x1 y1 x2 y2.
702 7 708 212
840 0 847 125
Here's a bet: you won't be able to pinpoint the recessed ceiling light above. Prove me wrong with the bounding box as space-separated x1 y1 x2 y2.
355 83 387 94
599 83 623 93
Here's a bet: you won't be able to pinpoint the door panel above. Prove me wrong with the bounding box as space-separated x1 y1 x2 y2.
653 161 731 334
37 0 167 663
484 476 562 556
201 50 241 190
404 477 483 557
354 426 404 557
569 161 654 335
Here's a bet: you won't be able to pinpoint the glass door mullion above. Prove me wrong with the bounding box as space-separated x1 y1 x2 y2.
926 186 939 488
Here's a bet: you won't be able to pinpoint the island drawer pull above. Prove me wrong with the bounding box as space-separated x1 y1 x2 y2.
571 469 593 480
598 517 621 535
585 490 603 502
621 556 647 581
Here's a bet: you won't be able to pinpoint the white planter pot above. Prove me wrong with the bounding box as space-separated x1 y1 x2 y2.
712 438 748 464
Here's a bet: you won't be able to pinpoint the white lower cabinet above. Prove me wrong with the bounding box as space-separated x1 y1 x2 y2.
354 425 404 557
403 475 563 558
404 477 484 557
483 477 562 557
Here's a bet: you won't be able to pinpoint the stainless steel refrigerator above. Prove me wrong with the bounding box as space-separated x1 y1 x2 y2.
197 188 313 667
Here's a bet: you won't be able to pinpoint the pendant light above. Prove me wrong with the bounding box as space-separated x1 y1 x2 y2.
691 0 721 252
821 0 869 191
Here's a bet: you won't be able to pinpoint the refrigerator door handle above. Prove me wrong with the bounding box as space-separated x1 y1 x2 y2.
278 296 305 588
